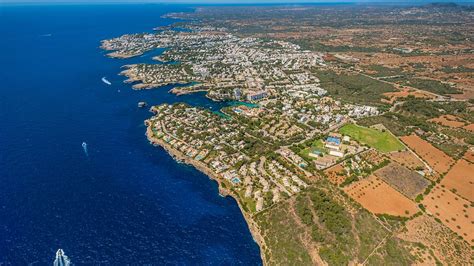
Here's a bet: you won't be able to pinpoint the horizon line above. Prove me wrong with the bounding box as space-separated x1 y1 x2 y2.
2 0 473 4
0 0 474 5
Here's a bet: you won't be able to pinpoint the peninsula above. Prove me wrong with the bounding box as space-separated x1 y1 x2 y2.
102 4 474 265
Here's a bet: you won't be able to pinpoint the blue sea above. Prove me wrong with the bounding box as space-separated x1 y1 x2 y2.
0 4 261 265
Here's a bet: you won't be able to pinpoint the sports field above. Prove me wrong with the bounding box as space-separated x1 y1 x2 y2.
339 124 405 153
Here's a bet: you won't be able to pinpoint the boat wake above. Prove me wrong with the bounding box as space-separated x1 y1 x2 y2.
101 77 112 85
82 141 88 157
53 249 71 266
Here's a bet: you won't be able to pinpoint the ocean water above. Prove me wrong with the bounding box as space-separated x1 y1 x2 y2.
0 4 261 264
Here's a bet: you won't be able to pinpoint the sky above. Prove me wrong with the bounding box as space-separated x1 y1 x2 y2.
1 0 473 5
2 0 473 3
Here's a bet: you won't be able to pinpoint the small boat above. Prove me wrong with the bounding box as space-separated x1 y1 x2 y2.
82 142 88 156
54 249 71 266
101 77 112 85
138 101 147 108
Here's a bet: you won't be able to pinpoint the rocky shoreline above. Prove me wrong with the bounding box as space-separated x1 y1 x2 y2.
120 67 197 91
144 119 268 265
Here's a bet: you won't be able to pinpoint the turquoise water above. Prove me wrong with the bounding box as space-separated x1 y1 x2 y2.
0 4 261 264
232 102 260 108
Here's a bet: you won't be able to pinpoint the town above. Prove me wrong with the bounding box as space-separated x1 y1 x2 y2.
103 14 474 265
105 26 389 213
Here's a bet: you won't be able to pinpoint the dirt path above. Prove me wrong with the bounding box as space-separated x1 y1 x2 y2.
288 198 327 266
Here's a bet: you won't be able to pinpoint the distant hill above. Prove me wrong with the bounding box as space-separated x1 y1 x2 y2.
425 2 459 8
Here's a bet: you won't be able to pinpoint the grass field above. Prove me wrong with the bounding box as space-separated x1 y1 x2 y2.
340 124 405 153
301 139 328 159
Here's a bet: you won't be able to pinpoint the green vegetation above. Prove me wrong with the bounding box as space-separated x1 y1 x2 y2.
433 142 468 160
340 124 405 152
299 139 327 159
309 188 351 236
357 97 473 158
357 97 473 145
296 39 382 53
367 238 415 265
256 182 416 265
398 96 470 121
441 66 474 73
238 190 256 213
255 204 313 265
415 194 424 203
314 70 395 106
403 78 460 95
367 65 405 77
357 112 432 136
295 195 314 225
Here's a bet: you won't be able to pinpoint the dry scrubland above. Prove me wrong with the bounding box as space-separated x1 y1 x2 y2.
256 184 416 265
382 89 434 104
389 150 425 171
374 162 430 199
398 214 473 265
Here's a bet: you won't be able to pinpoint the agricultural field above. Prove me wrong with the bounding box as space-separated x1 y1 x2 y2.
323 164 346 185
400 134 455 174
421 185 474 244
440 159 474 202
429 114 466 128
339 124 405 153
398 214 473 265
374 162 430 199
389 150 425 171
382 88 434 104
464 123 474 132
344 175 419 217
464 149 474 162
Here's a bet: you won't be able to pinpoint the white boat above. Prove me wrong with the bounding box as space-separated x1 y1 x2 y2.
82 142 88 156
101 77 112 85
54 249 71 266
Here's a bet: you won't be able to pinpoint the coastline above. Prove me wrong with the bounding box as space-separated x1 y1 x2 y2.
144 118 267 265
120 67 197 91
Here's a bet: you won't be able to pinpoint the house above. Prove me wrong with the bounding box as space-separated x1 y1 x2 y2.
329 150 344 158
246 90 268 102
309 150 322 158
